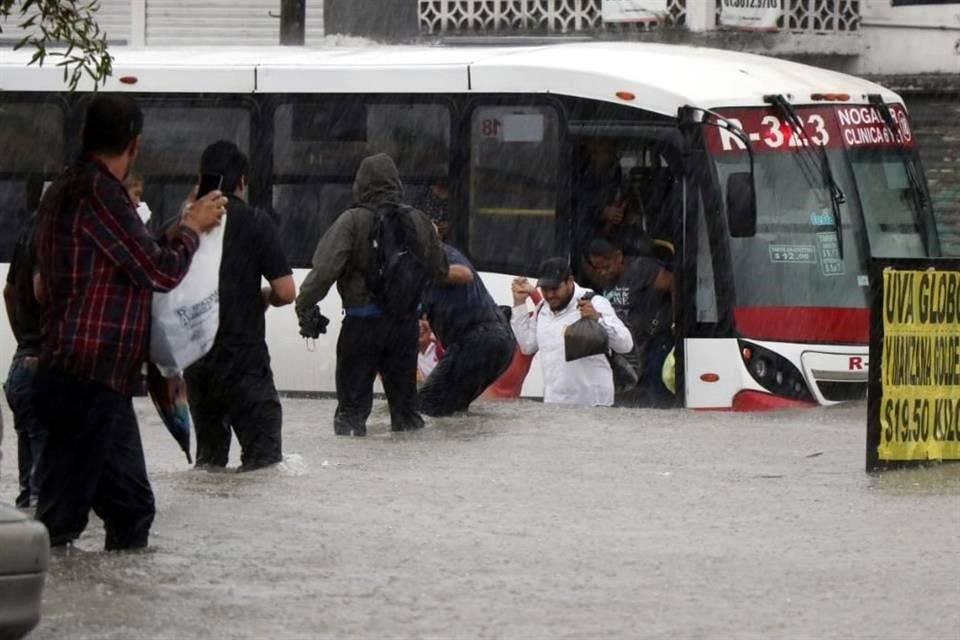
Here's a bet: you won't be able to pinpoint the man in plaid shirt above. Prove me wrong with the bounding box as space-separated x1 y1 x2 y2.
33 95 225 550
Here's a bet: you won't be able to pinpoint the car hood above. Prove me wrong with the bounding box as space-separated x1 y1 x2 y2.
0 502 28 524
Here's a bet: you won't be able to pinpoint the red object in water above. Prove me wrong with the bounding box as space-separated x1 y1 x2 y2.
483 350 535 399
482 288 542 399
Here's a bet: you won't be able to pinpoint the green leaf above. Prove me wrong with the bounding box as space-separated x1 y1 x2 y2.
10 0 114 92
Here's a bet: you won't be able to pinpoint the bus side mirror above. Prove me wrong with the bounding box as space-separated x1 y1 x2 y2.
726 172 757 238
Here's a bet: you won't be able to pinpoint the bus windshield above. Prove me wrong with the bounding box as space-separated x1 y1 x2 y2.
707 104 935 314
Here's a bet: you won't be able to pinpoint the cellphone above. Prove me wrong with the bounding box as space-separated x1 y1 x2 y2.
197 173 223 198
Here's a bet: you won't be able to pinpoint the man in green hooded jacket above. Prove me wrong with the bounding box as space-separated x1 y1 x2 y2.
295 153 452 436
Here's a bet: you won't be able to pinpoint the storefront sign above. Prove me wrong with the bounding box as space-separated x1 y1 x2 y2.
867 259 960 470
719 0 782 31
601 0 667 23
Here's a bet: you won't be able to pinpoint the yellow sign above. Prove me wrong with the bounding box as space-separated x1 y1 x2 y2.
878 268 960 461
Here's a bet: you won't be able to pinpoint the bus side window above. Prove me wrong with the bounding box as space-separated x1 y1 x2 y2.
135 101 251 231
366 103 450 184
369 103 451 241
272 183 354 265
273 100 451 267
0 101 64 260
469 105 560 275
273 99 367 267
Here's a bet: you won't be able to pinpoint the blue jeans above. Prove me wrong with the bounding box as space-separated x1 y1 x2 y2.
4 356 43 508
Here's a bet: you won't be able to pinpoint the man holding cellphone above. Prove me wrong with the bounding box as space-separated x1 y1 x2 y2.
184 141 295 471
32 94 225 550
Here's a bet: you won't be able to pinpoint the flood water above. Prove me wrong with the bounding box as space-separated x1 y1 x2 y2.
2 397 959 639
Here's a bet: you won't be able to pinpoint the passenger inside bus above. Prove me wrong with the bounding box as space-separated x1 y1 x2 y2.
572 139 623 267
123 172 153 225
626 165 676 266
599 166 658 260
574 139 679 291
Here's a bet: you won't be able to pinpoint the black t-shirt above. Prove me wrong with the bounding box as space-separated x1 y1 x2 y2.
603 257 671 366
215 196 291 354
6 215 42 357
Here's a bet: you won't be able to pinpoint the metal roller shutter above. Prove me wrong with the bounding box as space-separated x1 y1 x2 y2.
1 0 131 45
146 0 324 46
97 0 133 44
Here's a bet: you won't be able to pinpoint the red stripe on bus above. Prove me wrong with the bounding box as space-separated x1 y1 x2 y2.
732 390 818 411
733 306 869 343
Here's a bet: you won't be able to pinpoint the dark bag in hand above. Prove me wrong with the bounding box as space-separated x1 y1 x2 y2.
564 292 608 362
564 317 609 361
299 305 330 339
562 292 639 392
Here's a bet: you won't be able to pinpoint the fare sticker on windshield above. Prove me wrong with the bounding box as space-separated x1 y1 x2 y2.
816 233 844 276
867 260 960 470
769 244 817 263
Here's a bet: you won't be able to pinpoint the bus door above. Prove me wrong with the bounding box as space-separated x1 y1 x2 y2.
677 107 743 409
567 122 685 406
568 133 680 283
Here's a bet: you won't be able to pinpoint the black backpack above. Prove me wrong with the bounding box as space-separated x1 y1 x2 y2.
365 203 430 317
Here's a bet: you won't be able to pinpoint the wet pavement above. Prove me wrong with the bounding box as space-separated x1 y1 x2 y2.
2 397 959 639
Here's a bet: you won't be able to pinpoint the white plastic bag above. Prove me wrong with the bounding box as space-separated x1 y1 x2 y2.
150 218 226 377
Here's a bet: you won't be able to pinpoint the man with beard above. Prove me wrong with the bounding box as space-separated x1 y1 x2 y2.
510 257 633 406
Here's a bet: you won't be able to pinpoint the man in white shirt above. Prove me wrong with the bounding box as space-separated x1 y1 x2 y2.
510 257 633 406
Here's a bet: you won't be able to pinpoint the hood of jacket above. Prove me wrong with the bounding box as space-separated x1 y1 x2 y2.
353 153 403 207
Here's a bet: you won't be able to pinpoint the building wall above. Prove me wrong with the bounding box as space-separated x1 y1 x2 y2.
325 0 418 39
857 1 960 253
856 0 960 75
897 88 960 255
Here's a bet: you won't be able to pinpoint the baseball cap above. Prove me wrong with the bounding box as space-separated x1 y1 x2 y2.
536 257 572 289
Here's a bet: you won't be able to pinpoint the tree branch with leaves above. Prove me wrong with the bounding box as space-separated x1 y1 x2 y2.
1 0 113 90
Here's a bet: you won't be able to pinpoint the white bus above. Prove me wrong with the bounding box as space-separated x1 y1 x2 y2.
0 42 939 409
